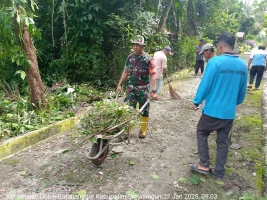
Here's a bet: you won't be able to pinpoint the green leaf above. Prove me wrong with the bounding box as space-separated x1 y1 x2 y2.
129 160 135 165
29 17 35 24
55 149 69 154
24 60 31 68
178 177 187 184
51 116 64 120
25 17 29 26
200 177 206 182
25 125 34 129
90 137 97 144
62 149 69 153
20 171 26 176
20 71 26 80
88 14 92 20
226 191 233 196
30 0 39 11
126 190 138 199
189 174 200 185
31 0 35 11
20 126 25 133
169 171 172 176
15 70 21 75
74 190 87 198
111 152 118 158
66 112 75 117
15 58 20 66
152 173 159 179
16 14 20 25
15 69 26 79
215 180 224 185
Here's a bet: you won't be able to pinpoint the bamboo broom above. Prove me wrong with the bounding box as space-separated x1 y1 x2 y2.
165 71 182 100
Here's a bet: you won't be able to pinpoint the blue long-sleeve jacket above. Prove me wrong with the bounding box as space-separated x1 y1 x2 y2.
193 54 248 119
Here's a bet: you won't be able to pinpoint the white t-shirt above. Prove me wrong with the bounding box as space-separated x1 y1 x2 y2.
153 51 167 79
250 49 267 67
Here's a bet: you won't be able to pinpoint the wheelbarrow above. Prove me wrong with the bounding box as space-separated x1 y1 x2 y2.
87 92 150 166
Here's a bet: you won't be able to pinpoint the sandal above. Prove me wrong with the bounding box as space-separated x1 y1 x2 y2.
188 163 210 175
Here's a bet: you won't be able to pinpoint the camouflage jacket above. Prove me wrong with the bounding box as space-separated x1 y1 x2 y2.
124 52 156 87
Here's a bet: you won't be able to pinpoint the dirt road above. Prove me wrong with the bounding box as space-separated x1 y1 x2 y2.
0 55 264 200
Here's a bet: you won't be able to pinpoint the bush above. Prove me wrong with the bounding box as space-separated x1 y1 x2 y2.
170 36 198 72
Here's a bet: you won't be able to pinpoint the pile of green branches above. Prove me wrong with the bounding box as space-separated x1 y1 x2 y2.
78 99 140 139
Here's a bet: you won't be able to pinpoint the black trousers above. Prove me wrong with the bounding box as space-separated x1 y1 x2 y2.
197 113 233 179
249 66 265 88
195 60 204 75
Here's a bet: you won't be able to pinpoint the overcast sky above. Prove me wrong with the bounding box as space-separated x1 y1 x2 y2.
241 0 263 5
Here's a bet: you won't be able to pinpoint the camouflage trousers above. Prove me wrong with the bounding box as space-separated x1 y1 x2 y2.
124 85 150 117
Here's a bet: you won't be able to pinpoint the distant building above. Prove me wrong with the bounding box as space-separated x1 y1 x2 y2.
236 32 245 41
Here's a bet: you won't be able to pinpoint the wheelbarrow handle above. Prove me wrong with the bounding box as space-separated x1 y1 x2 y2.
115 91 120 102
139 98 151 113
115 90 150 112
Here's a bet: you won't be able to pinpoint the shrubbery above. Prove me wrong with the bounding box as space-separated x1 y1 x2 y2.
0 84 111 140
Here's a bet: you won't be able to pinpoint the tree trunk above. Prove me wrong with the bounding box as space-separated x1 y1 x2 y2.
172 4 178 32
178 19 182 35
157 0 173 32
21 26 45 109
187 0 196 36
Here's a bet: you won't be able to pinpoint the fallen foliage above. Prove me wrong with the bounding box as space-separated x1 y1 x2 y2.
78 99 140 139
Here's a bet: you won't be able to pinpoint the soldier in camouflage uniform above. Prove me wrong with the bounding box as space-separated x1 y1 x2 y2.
116 35 158 139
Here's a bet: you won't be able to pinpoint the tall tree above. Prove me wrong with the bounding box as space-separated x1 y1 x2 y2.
21 24 45 108
186 0 197 36
157 0 173 32
12 0 44 108
253 0 267 24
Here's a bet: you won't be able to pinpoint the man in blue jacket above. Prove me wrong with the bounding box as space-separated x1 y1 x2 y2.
189 32 248 180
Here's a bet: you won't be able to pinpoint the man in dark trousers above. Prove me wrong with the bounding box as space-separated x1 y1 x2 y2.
189 32 248 180
247 46 267 90
194 39 205 77
199 43 215 62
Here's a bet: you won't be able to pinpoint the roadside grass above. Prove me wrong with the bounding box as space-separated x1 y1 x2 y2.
0 84 112 142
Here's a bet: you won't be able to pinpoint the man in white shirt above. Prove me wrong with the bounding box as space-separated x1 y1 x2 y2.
247 46 267 90
153 46 172 94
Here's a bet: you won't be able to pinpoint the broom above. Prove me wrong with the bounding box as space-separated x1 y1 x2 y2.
165 71 182 100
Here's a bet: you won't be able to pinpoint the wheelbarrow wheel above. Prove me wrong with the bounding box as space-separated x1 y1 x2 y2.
89 139 109 166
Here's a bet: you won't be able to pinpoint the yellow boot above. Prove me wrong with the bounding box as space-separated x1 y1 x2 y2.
139 116 148 139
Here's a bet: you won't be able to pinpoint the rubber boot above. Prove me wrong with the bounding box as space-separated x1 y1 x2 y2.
139 116 148 139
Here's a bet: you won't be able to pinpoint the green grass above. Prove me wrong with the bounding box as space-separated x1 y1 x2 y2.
227 87 264 196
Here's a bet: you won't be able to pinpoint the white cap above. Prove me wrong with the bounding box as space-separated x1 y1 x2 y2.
199 43 214 55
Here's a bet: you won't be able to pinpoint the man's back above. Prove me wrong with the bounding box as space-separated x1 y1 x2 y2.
251 49 267 66
153 51 166 79
194 54 247 119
